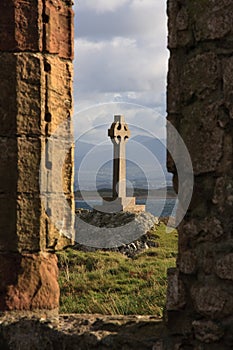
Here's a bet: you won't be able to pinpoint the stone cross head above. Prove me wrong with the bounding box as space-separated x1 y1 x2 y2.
108 115 131 144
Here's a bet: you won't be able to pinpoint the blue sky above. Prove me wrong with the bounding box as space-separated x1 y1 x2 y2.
73 0 169 144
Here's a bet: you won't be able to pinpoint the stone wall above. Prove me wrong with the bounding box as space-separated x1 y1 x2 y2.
0 0 74 312
166 0 233 348
0 314 163 350
0 0 233 348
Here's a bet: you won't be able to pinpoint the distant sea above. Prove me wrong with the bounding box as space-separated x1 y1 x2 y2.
75 198 177 217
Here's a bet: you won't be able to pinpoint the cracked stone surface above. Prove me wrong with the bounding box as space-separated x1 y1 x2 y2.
0 314 164 350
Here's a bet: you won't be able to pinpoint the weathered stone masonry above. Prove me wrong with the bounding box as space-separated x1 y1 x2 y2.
0 0 233 348
0 0 74 311
166 0 233 348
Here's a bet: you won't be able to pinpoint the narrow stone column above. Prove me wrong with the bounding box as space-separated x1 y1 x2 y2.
0 0 74 313
109 115 130 198
166 0 233 348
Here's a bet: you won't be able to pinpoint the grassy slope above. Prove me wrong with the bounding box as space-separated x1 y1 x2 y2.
57 223 178 316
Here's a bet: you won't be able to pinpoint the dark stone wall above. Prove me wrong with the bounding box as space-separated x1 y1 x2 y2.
166 0 233 348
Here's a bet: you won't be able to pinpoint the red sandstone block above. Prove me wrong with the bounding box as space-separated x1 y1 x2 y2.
0 252 59 311
0 0 42 52
44 0 74 59
0 0 73 58
14 0 43 51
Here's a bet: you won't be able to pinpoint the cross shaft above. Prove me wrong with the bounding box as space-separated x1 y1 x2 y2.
108 115 130 198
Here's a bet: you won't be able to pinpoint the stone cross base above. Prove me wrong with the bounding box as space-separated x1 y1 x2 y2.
95 197 145 213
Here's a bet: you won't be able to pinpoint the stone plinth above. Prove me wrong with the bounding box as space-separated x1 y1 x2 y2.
96 197 145 213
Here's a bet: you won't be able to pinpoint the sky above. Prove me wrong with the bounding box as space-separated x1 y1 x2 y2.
73 0 169 144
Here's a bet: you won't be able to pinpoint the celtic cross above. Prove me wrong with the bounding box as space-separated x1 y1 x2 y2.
108 115 131 198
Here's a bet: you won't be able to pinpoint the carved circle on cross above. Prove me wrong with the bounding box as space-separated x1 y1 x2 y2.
108 121 131 144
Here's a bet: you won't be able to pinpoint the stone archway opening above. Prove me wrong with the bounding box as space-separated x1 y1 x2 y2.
0 1 232 349
56 0 178 316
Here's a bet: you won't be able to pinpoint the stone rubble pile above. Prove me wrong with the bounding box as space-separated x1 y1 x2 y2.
74 209 160 258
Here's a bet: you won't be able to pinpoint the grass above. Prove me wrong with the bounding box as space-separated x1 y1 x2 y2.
57 223 178 317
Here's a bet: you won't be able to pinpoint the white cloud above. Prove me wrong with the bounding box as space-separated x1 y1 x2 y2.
74 0 167 42
74 36 168 92
72 0 168 144
74 0 130 14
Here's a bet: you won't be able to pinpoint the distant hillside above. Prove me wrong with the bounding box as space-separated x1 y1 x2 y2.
75 186 176 199
74 136 172 190
131 135 166 166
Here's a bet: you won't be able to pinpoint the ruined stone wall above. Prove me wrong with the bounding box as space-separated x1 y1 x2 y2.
0 0 74 311
1 0 233 347
166 0 233 348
